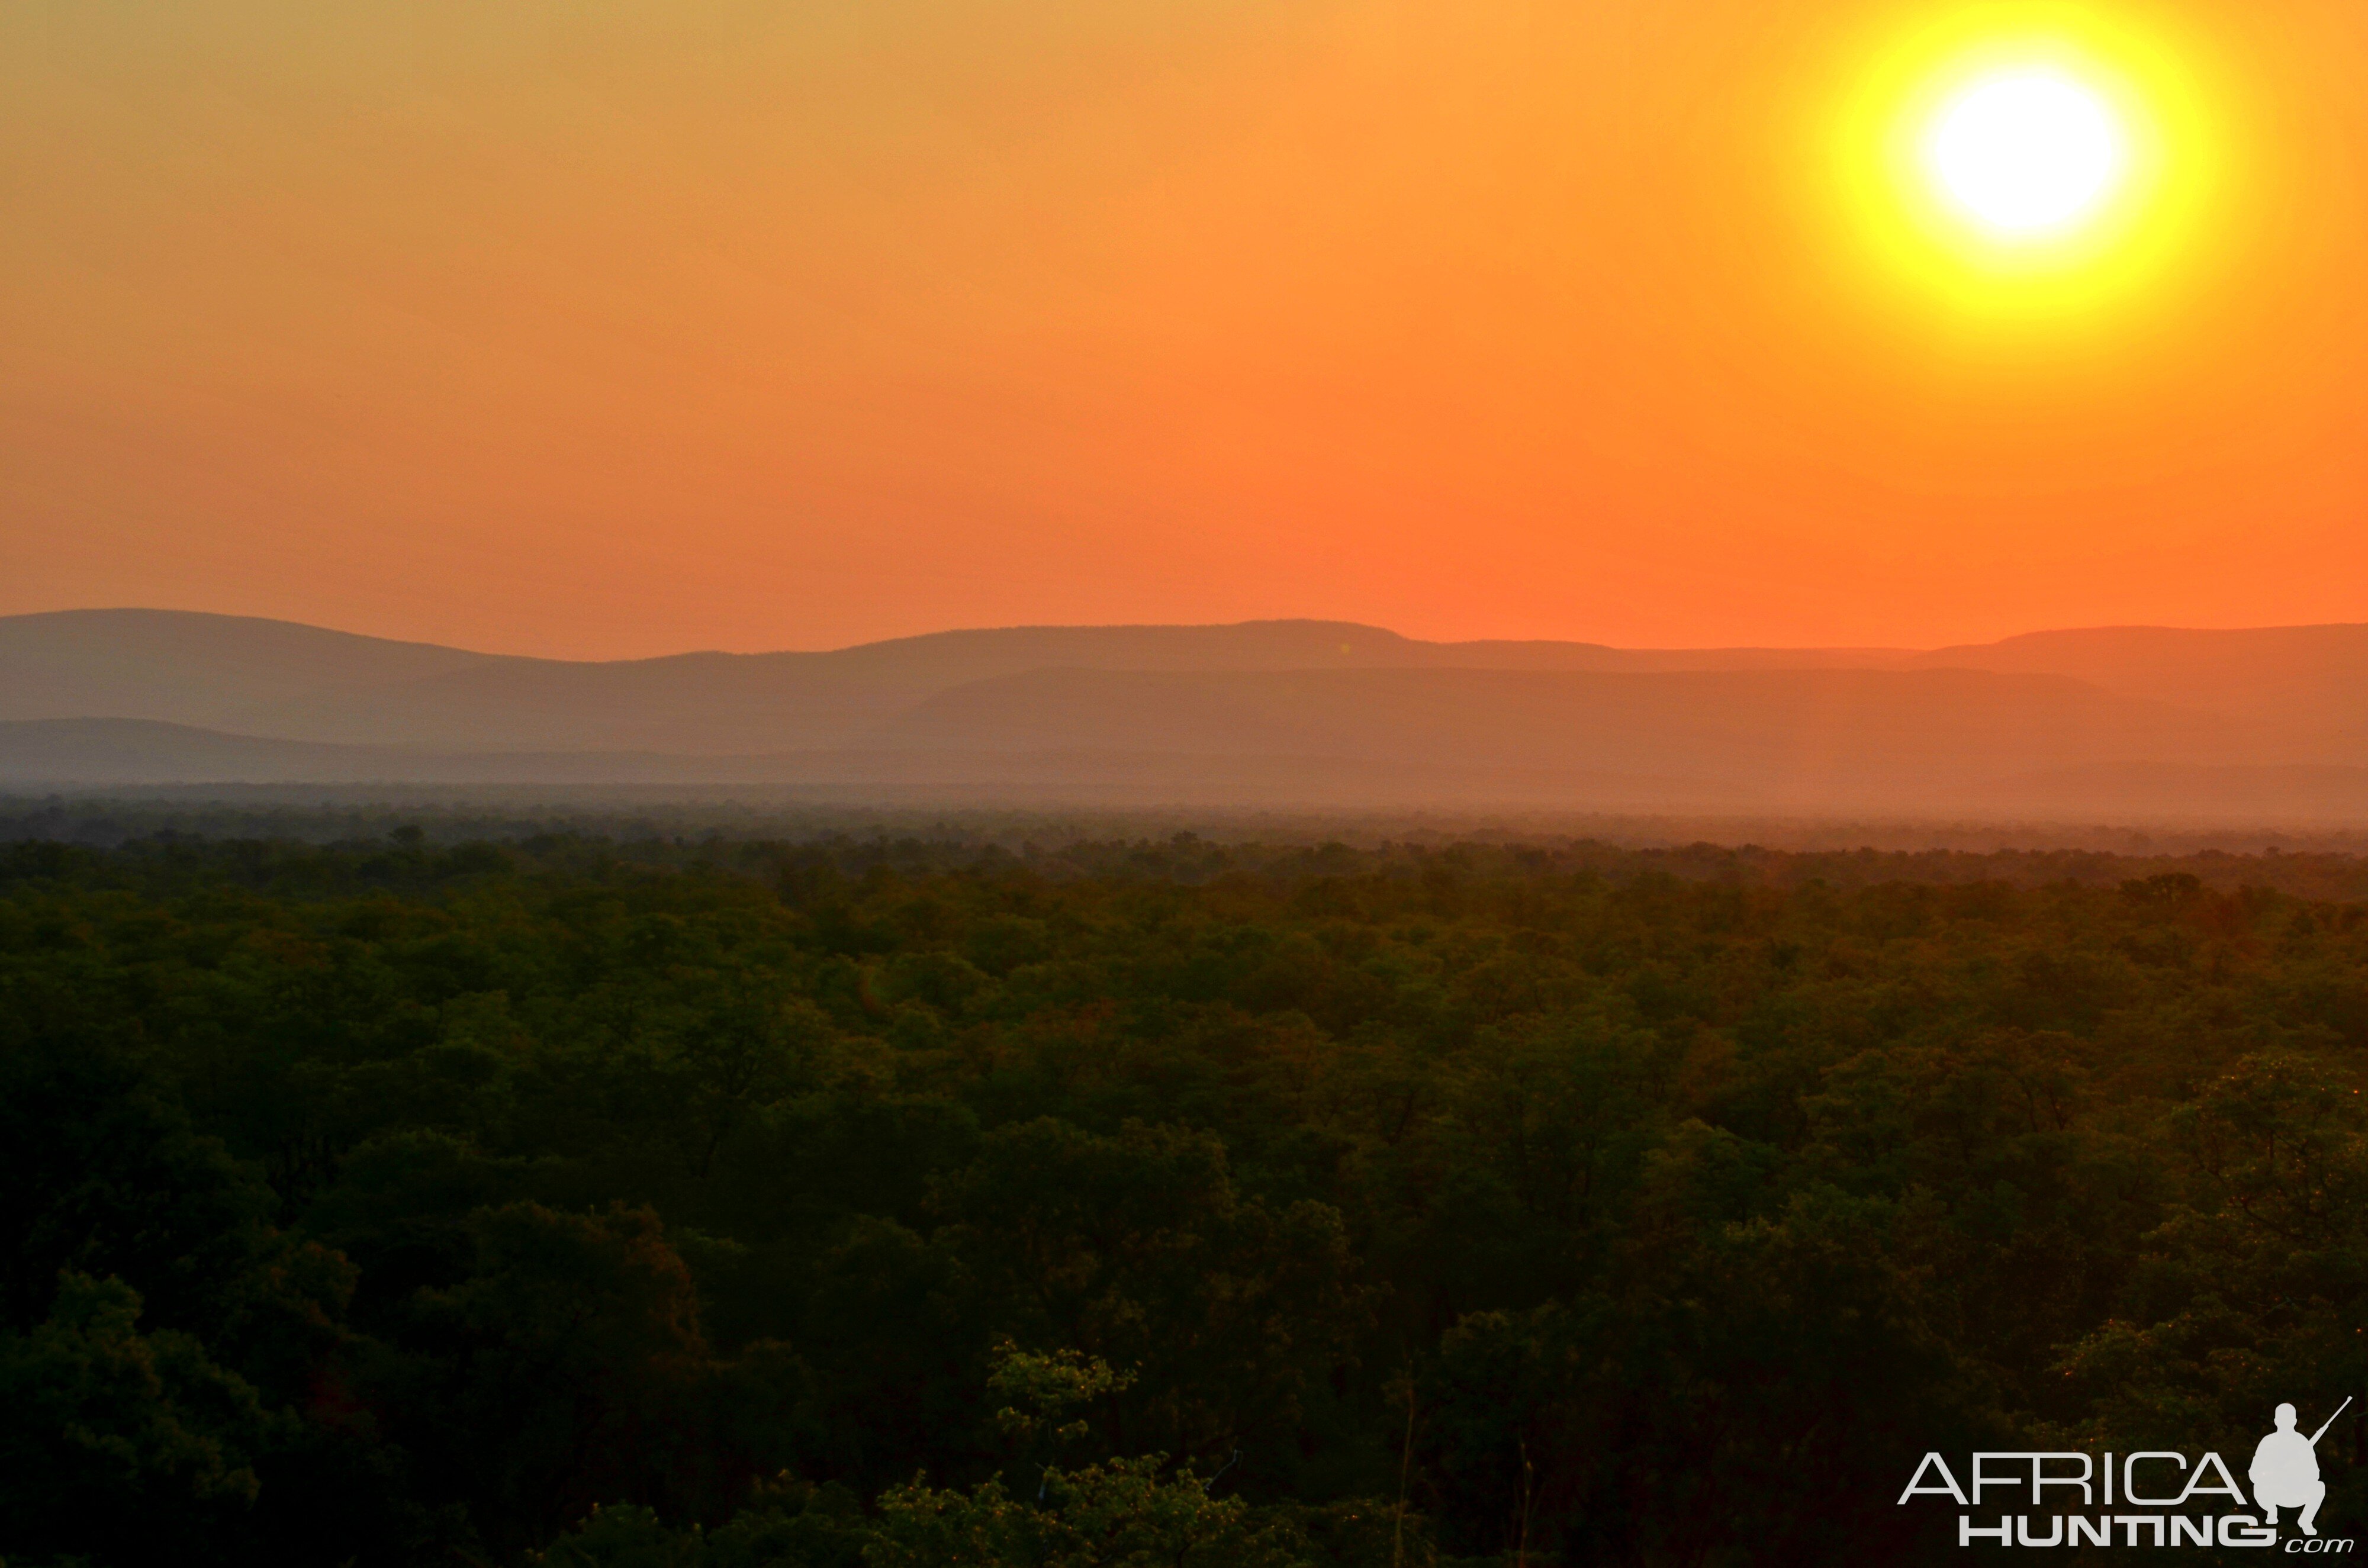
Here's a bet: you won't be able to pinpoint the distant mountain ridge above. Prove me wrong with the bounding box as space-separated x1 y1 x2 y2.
0 609 1927 752
3 609 2363 819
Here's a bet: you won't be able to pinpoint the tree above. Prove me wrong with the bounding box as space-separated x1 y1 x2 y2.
934 1119 1366 1466
0 1273 272 1566
868 1344 1314 1568
385 1202 712 1553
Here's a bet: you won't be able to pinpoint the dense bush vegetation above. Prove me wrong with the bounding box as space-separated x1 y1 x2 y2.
5 828 2367 1564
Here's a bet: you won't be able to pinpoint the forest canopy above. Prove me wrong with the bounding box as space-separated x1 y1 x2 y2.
4 826 2366 1564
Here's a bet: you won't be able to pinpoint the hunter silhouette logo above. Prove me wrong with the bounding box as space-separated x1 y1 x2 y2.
2256 1399 2350 1538
1899 1398 2356 1550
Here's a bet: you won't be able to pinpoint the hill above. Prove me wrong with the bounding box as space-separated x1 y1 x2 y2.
1 610 2361 818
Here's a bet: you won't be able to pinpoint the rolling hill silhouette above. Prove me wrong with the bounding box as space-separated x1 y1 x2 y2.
3 609 2363 817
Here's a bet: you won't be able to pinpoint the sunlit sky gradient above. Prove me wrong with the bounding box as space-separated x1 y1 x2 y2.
5 0 2366 659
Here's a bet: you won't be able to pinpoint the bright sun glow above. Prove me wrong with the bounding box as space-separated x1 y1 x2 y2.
1826 8 2234 323
1924 69 2126 237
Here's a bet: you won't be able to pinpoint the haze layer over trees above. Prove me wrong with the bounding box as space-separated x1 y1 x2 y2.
5 828 2366 1564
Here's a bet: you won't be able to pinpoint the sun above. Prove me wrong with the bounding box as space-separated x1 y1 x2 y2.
1825 7 2230 322
1923 69 2127 237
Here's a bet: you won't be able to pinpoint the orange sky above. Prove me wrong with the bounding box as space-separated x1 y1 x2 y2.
5 0 2366 659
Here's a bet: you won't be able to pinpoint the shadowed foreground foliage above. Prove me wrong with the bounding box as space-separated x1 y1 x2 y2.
4 830 2368 1564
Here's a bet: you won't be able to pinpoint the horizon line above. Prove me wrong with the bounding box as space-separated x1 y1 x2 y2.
9 604 2366 668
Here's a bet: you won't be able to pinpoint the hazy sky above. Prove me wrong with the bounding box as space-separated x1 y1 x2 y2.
7 0 2366 658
